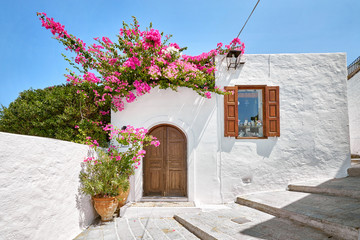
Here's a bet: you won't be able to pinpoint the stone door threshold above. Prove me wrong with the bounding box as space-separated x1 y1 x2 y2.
131 201 195 208
140 196 189 202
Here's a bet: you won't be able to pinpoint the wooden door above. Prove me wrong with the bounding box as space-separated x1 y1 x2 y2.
143 125 187 197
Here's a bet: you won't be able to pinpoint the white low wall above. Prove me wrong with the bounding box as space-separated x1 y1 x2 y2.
0 132 97 240
112 53 351 204
347 70 360 155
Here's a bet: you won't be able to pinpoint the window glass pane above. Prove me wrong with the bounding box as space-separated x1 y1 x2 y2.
238 89 263 137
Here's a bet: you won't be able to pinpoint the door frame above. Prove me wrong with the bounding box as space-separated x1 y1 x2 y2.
143 123 188 198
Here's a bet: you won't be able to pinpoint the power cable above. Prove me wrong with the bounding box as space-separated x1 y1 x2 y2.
236 0 260 39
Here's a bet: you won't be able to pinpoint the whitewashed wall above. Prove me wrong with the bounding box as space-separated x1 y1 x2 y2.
112 53 350 204
0 132 97 240
347 70 360 155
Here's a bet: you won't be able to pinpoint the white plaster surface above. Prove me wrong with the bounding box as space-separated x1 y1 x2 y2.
112 53 351 204
0 132 97 240
347 70 360 155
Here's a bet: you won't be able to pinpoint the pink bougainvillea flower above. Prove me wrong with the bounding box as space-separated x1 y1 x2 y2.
126 92 136 103
143 29 161 49
123 56 141 70
100 110 109 115
37 13 245 113
83 72 100 84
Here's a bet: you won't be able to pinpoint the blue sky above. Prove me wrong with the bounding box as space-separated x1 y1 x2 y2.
1 0 359 107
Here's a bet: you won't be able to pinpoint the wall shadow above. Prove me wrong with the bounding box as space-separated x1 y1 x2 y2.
76 148 98 228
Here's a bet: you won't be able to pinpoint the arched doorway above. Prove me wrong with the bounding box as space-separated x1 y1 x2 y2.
143 124 187 197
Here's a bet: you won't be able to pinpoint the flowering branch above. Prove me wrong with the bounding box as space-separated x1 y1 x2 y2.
37 13 245 112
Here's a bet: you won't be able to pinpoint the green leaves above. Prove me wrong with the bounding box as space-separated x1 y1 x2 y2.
0 84 110 147
79 150 130 197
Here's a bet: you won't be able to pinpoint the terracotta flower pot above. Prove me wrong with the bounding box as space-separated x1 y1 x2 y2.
116 188 130 210
92 196 118 222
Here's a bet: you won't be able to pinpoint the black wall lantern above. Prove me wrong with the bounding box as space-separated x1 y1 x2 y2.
226 50 243 70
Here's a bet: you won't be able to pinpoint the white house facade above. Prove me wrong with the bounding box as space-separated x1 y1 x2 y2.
347 57 360 155
112 53 351 204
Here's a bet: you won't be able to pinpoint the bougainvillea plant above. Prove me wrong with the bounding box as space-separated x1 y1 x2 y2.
80 125 160 197
37 13 245 112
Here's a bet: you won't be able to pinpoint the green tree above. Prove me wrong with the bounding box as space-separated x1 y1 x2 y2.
0 84 110 147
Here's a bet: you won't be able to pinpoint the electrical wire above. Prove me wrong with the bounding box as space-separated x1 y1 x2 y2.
236 0 260 39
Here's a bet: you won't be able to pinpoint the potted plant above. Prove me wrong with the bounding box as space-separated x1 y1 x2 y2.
79 125 160 221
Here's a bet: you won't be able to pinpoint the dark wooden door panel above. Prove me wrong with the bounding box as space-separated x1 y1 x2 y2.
167 170 185 196
144 126 165 196
147 170 162 195
143 125 187 197
166 127 186 196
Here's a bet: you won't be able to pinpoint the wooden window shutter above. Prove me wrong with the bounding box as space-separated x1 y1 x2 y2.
224 86 238 137
265 86 280 137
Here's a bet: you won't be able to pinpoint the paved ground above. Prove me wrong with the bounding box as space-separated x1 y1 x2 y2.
74 216 199 240
175 203 337 240
74 202 201 240
236 177 360 240
74 176 360 240
238 190 360 228
73 203 338 240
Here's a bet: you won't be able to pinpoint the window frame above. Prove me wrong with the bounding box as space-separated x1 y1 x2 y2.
224 84 280 139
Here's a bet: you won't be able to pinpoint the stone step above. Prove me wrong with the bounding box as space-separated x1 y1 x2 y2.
348 164 360 177
175 203 338 240
120 201 200 218
351 158 360 164
236 191 360 240
288 177 360 199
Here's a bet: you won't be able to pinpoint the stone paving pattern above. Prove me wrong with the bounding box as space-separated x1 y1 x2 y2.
74 176 360 239
74 203 338 240
74 217 199 240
